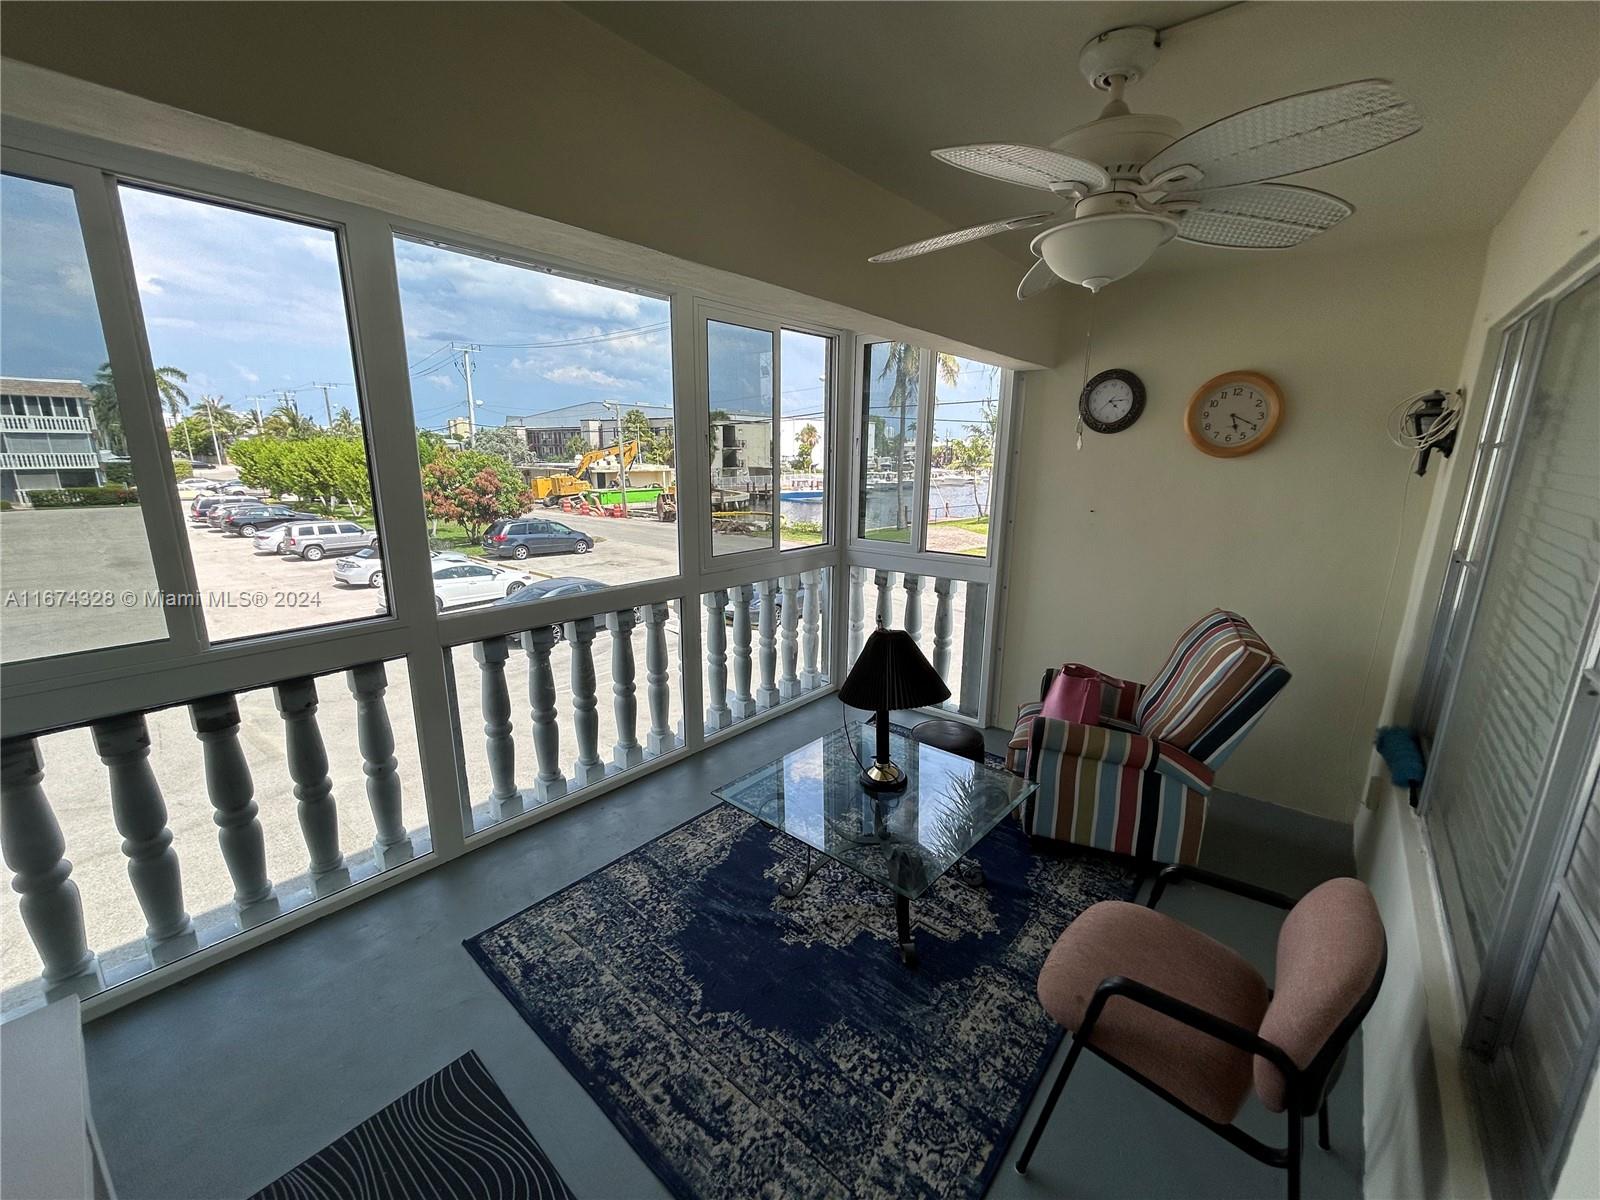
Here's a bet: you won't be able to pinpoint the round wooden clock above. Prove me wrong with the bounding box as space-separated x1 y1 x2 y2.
1185 371 1284 457
1079 368 1145 434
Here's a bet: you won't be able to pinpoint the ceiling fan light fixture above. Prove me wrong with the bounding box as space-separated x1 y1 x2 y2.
1030 212 1178 293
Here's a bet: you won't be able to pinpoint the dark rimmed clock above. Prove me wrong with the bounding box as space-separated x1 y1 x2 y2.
1079 368 1146 435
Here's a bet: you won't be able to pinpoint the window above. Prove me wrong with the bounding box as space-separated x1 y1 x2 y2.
118 185 387 642
926 354 1000 557
858 341 918 544
393 236 676 597
779 329 829 549
707 319 775 556
0 172 166 663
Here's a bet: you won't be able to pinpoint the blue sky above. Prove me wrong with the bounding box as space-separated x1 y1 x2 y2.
2 174 990 443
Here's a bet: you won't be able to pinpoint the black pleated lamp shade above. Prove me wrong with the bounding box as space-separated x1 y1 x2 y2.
839 628 951 712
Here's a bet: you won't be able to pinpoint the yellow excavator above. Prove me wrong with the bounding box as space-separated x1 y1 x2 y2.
532 439 640 505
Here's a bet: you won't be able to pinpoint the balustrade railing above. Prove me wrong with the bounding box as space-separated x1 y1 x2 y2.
700 567 833 734
0 658 427 1015
452 598 686 834
845 564 988 718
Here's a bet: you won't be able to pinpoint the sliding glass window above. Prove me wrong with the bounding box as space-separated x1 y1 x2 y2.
392 237 677 603
858 341 919 544
0 173 166 662
926 354 1001 558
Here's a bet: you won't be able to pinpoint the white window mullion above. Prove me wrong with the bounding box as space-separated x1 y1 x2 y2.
340 212 472 858
673 294 708 752
69 160 207 655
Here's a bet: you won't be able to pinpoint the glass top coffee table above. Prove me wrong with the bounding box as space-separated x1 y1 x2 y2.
713 723 1037 964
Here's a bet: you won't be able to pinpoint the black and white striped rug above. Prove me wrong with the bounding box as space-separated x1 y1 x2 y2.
248 1051 574 1200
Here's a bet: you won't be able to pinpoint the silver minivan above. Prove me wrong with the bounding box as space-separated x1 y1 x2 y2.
279 521 377 562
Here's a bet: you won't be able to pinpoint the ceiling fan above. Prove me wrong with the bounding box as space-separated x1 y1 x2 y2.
868 26 1422 298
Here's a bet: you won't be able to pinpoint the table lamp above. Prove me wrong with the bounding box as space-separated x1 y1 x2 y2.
839 628 951 792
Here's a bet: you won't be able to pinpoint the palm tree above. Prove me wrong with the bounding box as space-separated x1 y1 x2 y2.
875 346 959 533
88 361 193 458
89 362 126 456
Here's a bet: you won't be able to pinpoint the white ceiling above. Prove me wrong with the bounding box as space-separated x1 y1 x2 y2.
576 1 1600 275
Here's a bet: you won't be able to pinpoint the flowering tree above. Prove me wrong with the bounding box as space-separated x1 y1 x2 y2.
421 450 531 540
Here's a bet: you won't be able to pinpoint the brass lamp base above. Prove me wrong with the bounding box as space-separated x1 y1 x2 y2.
860 759 908 793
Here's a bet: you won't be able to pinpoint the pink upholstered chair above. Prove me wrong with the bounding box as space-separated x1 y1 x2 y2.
1016 867 1386 1200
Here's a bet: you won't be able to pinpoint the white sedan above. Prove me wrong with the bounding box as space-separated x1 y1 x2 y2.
251 526 290 554
369 555 527 612
432 560 527 611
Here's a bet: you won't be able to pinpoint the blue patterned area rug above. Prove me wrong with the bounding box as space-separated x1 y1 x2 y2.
466 801 1137 1200
248 1051 574 1200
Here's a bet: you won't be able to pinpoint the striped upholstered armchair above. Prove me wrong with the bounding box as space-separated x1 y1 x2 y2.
1006 610 1290 866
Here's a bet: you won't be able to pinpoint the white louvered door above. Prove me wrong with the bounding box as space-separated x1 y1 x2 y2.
1420 268 1600 1197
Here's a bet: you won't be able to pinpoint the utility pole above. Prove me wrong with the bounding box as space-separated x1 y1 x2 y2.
455 344 482 445
246 394 266 434
602 399 630 516
313 383 336 428
201 394 226 465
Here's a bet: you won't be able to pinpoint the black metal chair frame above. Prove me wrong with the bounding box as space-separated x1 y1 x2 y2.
1015 864 1389 1200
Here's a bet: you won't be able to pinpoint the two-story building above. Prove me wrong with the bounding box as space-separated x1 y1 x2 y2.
0 378 105 503
503 400 673 459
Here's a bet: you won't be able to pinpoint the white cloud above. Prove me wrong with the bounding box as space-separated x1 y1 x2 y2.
424 374 457 390
235 365 260 383
538 365 637 389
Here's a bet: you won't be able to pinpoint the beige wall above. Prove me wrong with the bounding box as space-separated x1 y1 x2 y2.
1355 76 1600 1200
0 1 1062 368
999 238 1482 821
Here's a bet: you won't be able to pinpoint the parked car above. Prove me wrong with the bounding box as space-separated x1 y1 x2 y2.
482 517 593 559
190 495 255 521
220 506 318 537
431 560 526 611
218 482 262 497
333 546 385 589
279 521 378 561
208 500 271 529
492 575 610 608
251 525 292 554
723 578 810 624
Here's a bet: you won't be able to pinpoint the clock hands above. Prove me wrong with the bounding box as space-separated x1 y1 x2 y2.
1229 412 1258 432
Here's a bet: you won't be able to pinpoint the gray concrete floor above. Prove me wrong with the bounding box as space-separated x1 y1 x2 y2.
81 698 1363 1200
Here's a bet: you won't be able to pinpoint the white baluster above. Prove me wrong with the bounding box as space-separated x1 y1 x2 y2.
347 662 416 868
800 568 822 689
1 738 103 997
873 568 893 630
848 567 866 665
91 713 199 962
819 568 832 684
565 615 606 787
273 678 351 897
521 626 568 804
932 577 955 684
704 590 733 731
189 695 280 927
729 584 758 719
606 609 645 770
756 579 780 709
472 639 523 823
959 581 989 717
902 573 924 645
643 601 675 756
779 574 801 700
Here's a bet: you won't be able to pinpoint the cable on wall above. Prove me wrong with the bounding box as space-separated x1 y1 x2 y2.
1387 388 1463 475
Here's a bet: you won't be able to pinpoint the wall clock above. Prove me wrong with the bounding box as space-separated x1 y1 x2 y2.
1185 371 1284 457
1079 368 1145 435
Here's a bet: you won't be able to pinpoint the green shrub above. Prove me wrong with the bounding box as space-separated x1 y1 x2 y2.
172 459 193 481
28 486 140 508
103 463 135 485
0 501 12 511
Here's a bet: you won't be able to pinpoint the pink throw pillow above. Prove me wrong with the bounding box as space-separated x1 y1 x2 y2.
1041 666 1101 726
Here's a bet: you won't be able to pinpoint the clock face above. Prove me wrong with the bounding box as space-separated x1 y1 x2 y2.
1079 369 1145 434
1186 372 1283 457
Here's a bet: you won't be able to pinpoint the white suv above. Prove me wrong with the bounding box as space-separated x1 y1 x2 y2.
280 521 377 562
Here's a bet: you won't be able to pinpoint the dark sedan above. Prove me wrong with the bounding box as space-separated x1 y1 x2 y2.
220 505 320 537
482 517 594 559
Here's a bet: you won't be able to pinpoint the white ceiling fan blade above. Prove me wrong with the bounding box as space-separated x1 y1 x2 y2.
1017 258 1059 300
1171 184 1353 248
868 212 1055 263
932 144 1111 194
1142 80 1421 190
